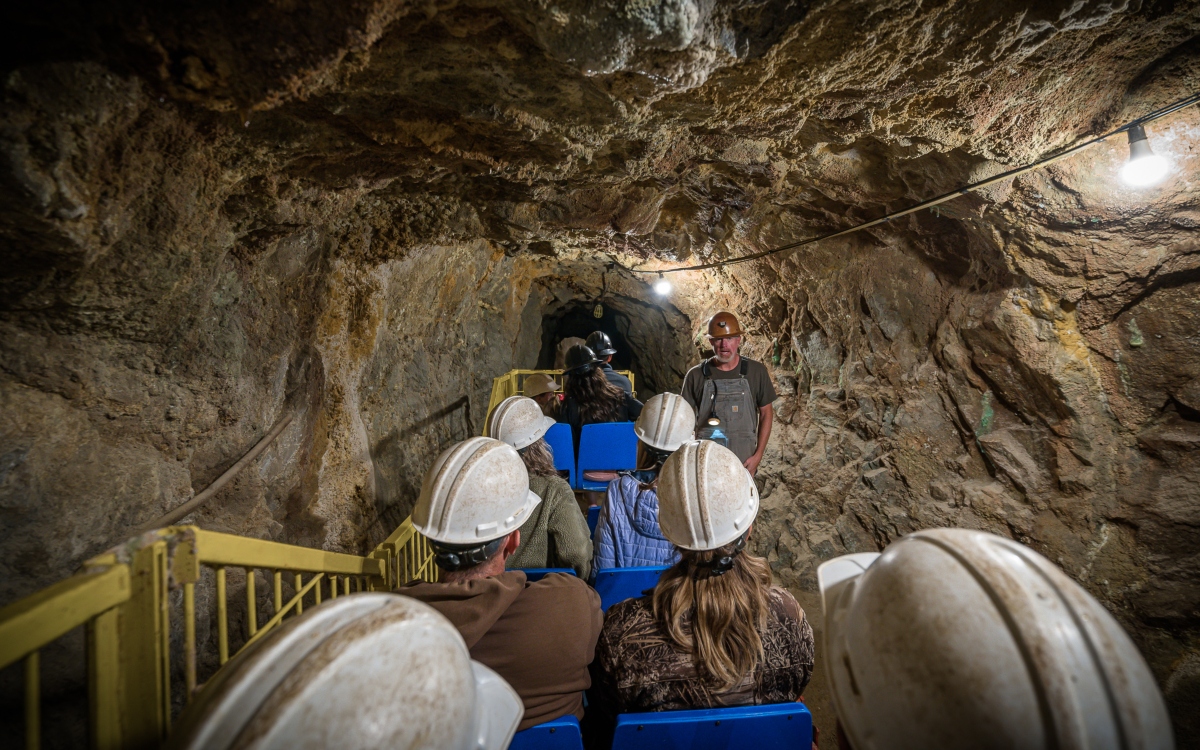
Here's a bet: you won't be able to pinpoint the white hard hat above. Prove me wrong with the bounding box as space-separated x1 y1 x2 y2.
413 437 541 546
635 393 696 452
487 396 557 450
818 528 1173 750
657 440 759 551
168 594 522 750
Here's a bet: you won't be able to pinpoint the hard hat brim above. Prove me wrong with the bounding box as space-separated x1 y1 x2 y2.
595 347 616 356
470 661 522 750
511 415 557 450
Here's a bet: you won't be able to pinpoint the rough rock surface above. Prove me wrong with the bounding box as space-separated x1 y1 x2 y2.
2 0 1200 741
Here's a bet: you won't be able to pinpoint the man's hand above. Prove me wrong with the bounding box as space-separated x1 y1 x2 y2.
743 452 762 476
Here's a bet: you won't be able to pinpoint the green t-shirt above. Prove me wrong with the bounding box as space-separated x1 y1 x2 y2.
680 356 778 412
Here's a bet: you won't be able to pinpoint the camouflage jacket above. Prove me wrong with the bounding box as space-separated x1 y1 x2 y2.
587 585 814 737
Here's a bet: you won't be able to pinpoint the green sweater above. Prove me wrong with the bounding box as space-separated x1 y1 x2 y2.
506 475 592 579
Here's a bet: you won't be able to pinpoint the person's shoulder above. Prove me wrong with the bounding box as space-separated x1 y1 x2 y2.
767 585 805 622
741 357 771 374
527 572 600 607
541 474 574 497
601 594 654 635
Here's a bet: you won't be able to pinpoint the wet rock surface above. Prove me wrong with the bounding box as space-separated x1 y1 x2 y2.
2 0 1200 740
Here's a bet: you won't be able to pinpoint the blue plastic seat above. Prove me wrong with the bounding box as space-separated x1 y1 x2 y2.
593 566 668 612
519 567 575 582
543 423 576 487
611 702 812 750
587 505 601 537
576 422 638 490
509 714 584 750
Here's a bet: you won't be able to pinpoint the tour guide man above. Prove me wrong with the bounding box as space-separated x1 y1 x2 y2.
680 311 776 475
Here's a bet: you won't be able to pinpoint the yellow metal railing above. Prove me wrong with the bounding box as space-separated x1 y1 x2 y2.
0 520 436 749
484 368 636 429
1 367 637 748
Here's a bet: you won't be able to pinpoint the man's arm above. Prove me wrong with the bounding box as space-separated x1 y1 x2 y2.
744 403 773 475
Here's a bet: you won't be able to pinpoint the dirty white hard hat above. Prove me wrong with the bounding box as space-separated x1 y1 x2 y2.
635 393 697 452
818 528 1173 750
657 440 759 551
168 594 523 750
413 437 541 546
487 395 557 450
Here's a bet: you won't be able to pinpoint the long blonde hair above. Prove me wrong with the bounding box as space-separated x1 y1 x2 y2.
651 541 772 692
518 438 558 478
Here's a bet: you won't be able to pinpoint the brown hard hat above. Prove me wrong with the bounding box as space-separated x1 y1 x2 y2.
706 311 743 339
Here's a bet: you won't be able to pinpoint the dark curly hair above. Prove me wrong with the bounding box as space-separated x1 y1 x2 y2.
564 367 626 423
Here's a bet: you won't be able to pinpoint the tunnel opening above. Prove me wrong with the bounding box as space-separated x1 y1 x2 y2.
536 296 694 399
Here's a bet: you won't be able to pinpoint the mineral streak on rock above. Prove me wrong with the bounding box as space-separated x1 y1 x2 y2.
2 0 1200 740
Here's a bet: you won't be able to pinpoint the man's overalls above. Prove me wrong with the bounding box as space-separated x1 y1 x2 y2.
695 359 758 463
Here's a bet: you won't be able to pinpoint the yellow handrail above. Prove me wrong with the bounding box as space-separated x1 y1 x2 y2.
0 522 431 749
1 367 638 748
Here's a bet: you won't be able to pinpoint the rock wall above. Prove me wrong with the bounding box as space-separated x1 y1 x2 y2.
3 0 1200 743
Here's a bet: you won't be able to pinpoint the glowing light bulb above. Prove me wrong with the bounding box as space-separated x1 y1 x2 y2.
1119 124 1170 187
653 274 672 295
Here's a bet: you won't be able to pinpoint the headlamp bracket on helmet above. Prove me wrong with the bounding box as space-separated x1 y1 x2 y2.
698 532 748 578
432 537 506 572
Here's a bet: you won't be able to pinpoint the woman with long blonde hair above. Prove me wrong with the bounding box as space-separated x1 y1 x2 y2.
588 441 814 740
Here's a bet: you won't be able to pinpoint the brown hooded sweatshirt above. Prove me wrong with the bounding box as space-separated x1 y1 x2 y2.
402 570 602 730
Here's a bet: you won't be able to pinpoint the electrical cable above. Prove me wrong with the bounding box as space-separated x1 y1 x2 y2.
628 92 1200 276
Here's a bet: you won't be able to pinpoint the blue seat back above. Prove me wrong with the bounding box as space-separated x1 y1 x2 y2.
520 568 575 582
593 566 668 612
612 702 812 750
587 505 600 537
509 714 583 750
576 422 638 490
543 423 576 487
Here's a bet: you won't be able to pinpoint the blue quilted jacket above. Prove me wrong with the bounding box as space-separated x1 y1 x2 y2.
593 475 680 570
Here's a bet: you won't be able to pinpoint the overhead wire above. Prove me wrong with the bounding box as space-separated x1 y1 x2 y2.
627 92 1200 276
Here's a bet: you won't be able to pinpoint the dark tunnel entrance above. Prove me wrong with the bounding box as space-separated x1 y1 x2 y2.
536 297 695 399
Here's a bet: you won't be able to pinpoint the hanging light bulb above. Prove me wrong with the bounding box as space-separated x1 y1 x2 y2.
1119 124 1170 187
653 273 672 295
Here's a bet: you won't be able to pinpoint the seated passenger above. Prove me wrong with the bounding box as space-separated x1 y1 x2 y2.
404 437 603 731
558 344 643 453
593 393 696 570
523 372 562 418
586 330 633 395
487 395 592 578
587 441 814 743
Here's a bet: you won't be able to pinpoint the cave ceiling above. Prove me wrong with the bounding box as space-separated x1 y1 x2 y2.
9 0 1199 279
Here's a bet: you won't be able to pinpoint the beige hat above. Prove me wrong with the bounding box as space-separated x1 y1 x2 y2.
523 373 560 398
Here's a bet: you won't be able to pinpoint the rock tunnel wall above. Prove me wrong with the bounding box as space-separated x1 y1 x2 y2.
3 0 1200 742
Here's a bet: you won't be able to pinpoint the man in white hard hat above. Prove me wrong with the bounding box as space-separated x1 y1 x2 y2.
403 437 603 732
819 528 1174 750
169 594 523 750
681 311 777 476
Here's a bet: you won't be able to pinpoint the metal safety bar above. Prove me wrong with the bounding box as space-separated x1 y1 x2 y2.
484 368 636 430
0 521 435 749
0 366 621 748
